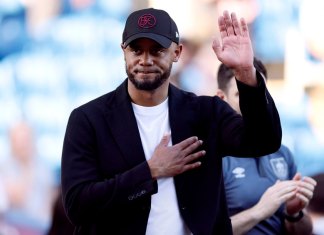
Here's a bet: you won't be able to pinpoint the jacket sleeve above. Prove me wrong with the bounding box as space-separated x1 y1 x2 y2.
61 108 157 225
217 70 282 157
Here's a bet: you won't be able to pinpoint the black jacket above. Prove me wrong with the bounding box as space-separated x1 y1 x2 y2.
61 74 281 235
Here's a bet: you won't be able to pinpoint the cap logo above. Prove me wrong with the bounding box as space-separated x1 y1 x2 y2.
138 14 156 28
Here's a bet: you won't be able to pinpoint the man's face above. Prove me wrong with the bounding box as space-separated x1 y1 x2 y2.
122 38 181 91
223 77 241 115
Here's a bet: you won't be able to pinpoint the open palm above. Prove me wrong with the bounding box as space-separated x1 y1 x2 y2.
213 11 254 70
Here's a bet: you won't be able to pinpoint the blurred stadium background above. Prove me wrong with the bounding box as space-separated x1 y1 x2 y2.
0 0 324 232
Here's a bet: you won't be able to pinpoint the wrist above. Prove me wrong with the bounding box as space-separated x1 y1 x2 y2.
233 67 257 87
147 160 158 180
252 204 271 221
284 210 304 222
250 207 264 223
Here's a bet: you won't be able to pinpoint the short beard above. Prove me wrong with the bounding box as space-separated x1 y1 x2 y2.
126 65 172 91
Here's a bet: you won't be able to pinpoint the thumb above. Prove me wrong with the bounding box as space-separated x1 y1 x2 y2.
292 172 302 181
159 132 171 147
212 36 222 57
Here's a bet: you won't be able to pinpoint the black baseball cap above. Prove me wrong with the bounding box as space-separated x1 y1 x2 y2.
122 8 179 48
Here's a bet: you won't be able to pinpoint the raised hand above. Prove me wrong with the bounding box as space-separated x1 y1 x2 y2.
212 11 256 86
147 134 205 179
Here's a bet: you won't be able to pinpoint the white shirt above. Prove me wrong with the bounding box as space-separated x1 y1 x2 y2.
132 98 191 235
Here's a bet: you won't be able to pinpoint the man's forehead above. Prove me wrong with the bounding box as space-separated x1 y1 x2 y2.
129 38 164 48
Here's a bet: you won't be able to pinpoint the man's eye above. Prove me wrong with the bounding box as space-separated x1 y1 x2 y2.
131 48 141 55
152 48 164 54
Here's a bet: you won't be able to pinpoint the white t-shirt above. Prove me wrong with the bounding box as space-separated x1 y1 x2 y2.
132 98 191 235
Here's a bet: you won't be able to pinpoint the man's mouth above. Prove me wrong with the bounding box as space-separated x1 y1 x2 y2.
137 70 156 74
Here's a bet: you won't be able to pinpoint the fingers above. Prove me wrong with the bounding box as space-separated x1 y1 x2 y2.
240 17 249 37
173 136 205 165
267 181 298 201
296 176 317 201
185 150 206 164
277 183 298 197
258 181 297 216
218 11 245 37
231 12 242 36
175 136 201 150
218 15 227 40
182 139 203 156
224 11 235 36
285 176 317 213
292 172 302 181
154 135 205 177
302 176 317 187
175 136 204 160
182 161 202 172
159 135 201 151
212 36 222 58
295 193 308 207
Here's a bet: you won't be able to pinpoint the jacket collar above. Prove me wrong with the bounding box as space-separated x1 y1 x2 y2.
104 79 197 167
104 80 145 167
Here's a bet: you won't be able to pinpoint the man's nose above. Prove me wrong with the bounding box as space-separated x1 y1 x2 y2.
140 52 153 66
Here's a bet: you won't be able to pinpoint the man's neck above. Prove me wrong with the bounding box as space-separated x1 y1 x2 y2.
128 80 169 107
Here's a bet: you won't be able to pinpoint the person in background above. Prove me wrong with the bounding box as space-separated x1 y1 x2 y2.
0 177 19 235
61 8 282 234
47 186 74 235
0 120 57 235
169 38 200 89
307 173 324 235
216 58 317 235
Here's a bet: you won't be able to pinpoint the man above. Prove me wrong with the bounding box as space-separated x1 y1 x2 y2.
61 8 282 235
0 121 57 234
216 58 317 235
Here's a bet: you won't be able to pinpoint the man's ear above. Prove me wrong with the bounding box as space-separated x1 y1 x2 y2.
173 44 183 62
216 89 225 100
121 43 126 60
